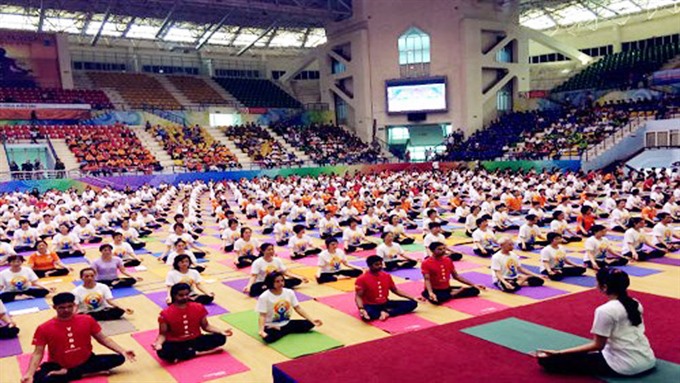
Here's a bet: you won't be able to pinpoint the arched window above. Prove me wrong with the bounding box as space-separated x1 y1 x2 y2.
398 27 430 65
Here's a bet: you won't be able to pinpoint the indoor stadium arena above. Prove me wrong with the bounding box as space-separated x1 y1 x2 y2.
0 0 678 382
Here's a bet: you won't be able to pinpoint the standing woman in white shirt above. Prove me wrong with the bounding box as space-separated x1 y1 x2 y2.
536 268 656 377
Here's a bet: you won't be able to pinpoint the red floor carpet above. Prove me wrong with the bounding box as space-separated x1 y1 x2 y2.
273 290 680 383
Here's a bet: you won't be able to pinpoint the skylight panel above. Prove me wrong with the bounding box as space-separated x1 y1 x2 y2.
304 28 327 47
521 14 557 30
43 17 80 33
0 13 38 31
269 30 304 47
554 4 598 24
163 26 198 43
126 24 159 39
606 0 643 15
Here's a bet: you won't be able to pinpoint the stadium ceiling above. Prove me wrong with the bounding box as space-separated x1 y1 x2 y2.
0 0 352 49
0 1 676 50
519 0 680 30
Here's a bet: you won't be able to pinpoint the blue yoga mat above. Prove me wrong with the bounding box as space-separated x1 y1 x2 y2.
5 297 50 312
566 257 661 277
522 265 596 288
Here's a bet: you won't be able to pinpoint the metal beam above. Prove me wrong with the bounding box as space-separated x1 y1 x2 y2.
121 16 136 38
196 13 231 50
541 7 560 27
90 7 111 46
589 0 621 16
228 26 242 46
80 12 94 37
628 0 644 11
264 27 278 48
155 3 179 39
236 21 277 56
37 1 46 32
300 28 311 48
578 1 602 18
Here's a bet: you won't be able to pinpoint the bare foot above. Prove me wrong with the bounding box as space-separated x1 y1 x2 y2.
379 311 390 321
195 347 223 357
46 368 68 377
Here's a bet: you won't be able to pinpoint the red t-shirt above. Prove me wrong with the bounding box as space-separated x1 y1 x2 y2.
159 302 208 342
32 314 101 369
355 271 396 305
421 256 455 290
577 214 595 231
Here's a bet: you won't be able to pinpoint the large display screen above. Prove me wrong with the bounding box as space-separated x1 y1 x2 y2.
0 30 61 88
386 77 447 114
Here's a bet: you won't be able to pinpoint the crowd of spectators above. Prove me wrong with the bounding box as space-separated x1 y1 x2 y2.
440 96 680 161
67 124 161 175
223 123 301 168
271 123 385 165
147 123 240 171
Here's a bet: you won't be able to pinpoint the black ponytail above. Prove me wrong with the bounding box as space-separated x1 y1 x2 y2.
596 268 642 326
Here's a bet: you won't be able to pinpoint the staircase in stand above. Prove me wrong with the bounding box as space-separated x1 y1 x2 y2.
49 139 80 172
153 75 193 108
203 126 253 167
262 125 313 164
129 126 177 170
203 77 243 108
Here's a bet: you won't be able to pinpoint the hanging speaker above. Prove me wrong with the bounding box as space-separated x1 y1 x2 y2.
407 112 426 122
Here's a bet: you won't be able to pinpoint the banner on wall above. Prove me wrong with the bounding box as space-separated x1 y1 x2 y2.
0 30 61 88
0 103 90 110
0 108 90 120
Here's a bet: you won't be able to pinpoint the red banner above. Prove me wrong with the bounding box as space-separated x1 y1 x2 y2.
0 109 90 120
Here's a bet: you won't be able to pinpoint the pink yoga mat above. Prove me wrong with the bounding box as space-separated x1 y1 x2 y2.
0 336 22 358
316 293 435 334
18 353 108 383
442 297 510 316
131 330 249 383
217 259 251 274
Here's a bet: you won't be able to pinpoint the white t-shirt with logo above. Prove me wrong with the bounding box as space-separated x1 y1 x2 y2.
584 236 610 262
72 283 113 313
622 229 643 254
0 266 39 292
256 288 299 327
491 251 521 283
591 300 656 375
650 223 672 246
251 257 286 283
318 250 347 274
540 245 568 272
376 242 404 262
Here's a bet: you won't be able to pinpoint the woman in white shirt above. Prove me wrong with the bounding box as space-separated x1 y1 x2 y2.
609 200 630 233
288 225 322 259
52 224 85 258
72 217 103 244
317 237 363 283
549 211 581 243
319 211 342 239
342 219 378 253
165 254 214 305
536 268 656 377
464 206 482 237
583 225 629 270
540 232 586 280
651 212 680 252
273 214 294 246
383 215 415 245
234 227 261 269
377 232 417 270
221 219 241 253
256 271 322 343
621 218 666 261
472 217 499 257
243 243 307 297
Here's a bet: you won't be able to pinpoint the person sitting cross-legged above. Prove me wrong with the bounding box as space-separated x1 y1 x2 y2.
153 283 232 364
421 241 485 304
355 255 423 321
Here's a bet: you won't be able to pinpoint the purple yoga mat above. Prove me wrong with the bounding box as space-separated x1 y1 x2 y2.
222 279 312 302
648 257 680 266
459 271 569 300
522 265 596 288
145 291 228 316
0 336 22 357
566 256 661 277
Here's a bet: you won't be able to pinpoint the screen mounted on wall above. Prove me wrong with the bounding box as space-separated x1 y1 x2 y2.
386 76 447 114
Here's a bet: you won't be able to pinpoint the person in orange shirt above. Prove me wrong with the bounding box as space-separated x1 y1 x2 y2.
641 198 657 227
532 193 547 209
449 193 462 210
27 240 72 278
301 194 312 207
325 200 339 216
270 194 283 209
576 206 596 236
351 199 366 214
506 191 523 215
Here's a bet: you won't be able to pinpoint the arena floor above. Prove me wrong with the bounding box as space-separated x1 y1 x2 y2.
1 193 679 383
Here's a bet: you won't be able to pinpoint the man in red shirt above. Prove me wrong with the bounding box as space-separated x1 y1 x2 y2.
355 255 422 321
421 242 486 304
22 292 135 383
153 283 232 363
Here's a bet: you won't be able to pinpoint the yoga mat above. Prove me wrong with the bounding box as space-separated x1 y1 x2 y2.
5 298 50 314
131 329 249 383
566 256 662 277
222 279 311 302
461 317 589 354
220 311 343 358
387 267 424 281
455 260 484 271
0 336 22 357
522 265 597 288
442 298 510 316
401 244 425 252
462 317 680 383
316 293 435 334
648 257 680 266
60 257 89 265
217 259 252 274
17 353 108 383
145 291 228 316
111 287 142 299
326 278 358 292
459 271 569 300
99 318 137 336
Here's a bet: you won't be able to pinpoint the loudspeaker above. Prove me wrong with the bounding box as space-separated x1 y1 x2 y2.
407 112 426 122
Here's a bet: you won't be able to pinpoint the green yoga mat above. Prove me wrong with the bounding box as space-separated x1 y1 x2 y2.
220 311 343 359
461 317 680 382
401 243 425 252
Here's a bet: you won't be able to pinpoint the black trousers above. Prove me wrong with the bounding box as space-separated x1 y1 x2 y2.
320 231 343 239
249 278 302 297
0 287 49 302
192 294 214 305
263 227 274 235
563 235 582 243
99 278 137 289
263 319 314 343
610 225 626 233
448 252 463 262
224 244 234 252
81 237 103 244
292 248 321 259
34 268 69 278
122 259 141 267
56 250 85 258
542 266 586 281
584 258 628 269
236 254 259 268
33 353 125 383
395 237 415 245
495 276 544 293
538 351 617 376
364 300 417 320
157 333 227 363
421 286 480 304
317 269 362 283
495 225 519 232
346 243 377 253
276 239 291 246
129 241 145 250
384 259 417 270
519 241 549 251
87 307 125 321
622 250 666 261
0 324 19 338
14 244 37 253
473 247 498 258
